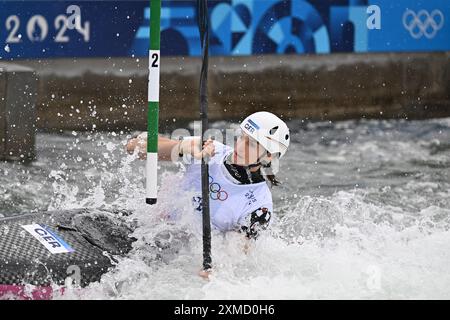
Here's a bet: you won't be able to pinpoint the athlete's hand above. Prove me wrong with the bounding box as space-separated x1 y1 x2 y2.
198 268 212 280
193 138 215 160
126 134 147 160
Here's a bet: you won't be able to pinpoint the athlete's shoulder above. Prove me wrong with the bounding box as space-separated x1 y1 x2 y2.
212 140 233 159
212 140 233 152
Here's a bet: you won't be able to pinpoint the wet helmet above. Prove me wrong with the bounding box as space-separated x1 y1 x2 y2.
240 111 290 158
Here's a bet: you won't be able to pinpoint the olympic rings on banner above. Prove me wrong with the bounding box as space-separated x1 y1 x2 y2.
403 9 444 39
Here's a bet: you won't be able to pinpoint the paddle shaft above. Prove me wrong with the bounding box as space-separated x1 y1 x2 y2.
197 0 212 271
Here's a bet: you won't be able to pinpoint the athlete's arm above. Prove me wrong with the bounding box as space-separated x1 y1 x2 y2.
126 133 176 160
126 133 215 161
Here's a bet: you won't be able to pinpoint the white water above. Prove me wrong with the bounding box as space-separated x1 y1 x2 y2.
59 189 450 300
2 118 450 299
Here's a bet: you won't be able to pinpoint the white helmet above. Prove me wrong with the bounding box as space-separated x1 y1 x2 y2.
240 111 290 158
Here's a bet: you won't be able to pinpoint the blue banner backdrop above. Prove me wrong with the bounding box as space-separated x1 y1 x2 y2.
0 0 449 59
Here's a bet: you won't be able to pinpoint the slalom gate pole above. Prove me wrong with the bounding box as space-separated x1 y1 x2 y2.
197 0 212 271
146 0 161 205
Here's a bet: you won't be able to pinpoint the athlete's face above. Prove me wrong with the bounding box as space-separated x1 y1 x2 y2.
233 133 271 166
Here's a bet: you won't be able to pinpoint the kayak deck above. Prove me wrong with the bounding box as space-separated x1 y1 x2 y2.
0 208 135 296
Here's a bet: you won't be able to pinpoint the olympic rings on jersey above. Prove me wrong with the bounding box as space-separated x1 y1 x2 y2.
208 176 228 201
210 182 221 193
403 9 444 39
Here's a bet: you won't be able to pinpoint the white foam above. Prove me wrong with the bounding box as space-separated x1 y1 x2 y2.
55 186 450 300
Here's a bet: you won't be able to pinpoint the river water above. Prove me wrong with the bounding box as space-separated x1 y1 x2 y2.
1 118 450 299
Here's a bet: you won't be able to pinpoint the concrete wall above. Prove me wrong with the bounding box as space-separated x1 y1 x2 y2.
16 52 450 133
0 63 37 161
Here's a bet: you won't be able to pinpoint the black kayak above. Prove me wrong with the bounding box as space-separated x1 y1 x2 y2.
0 208 135 298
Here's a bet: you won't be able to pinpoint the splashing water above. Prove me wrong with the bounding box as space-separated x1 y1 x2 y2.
1 118 450 299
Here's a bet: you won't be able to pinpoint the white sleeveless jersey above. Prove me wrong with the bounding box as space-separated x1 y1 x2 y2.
181 141 273 232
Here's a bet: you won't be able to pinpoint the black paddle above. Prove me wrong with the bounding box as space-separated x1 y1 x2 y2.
197 0 212 272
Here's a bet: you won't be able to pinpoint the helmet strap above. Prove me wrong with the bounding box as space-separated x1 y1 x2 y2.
247 153 269 169
225 151 271 169
247 162 261 169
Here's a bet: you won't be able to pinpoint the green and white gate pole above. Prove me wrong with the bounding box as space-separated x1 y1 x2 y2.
146 0 161 205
